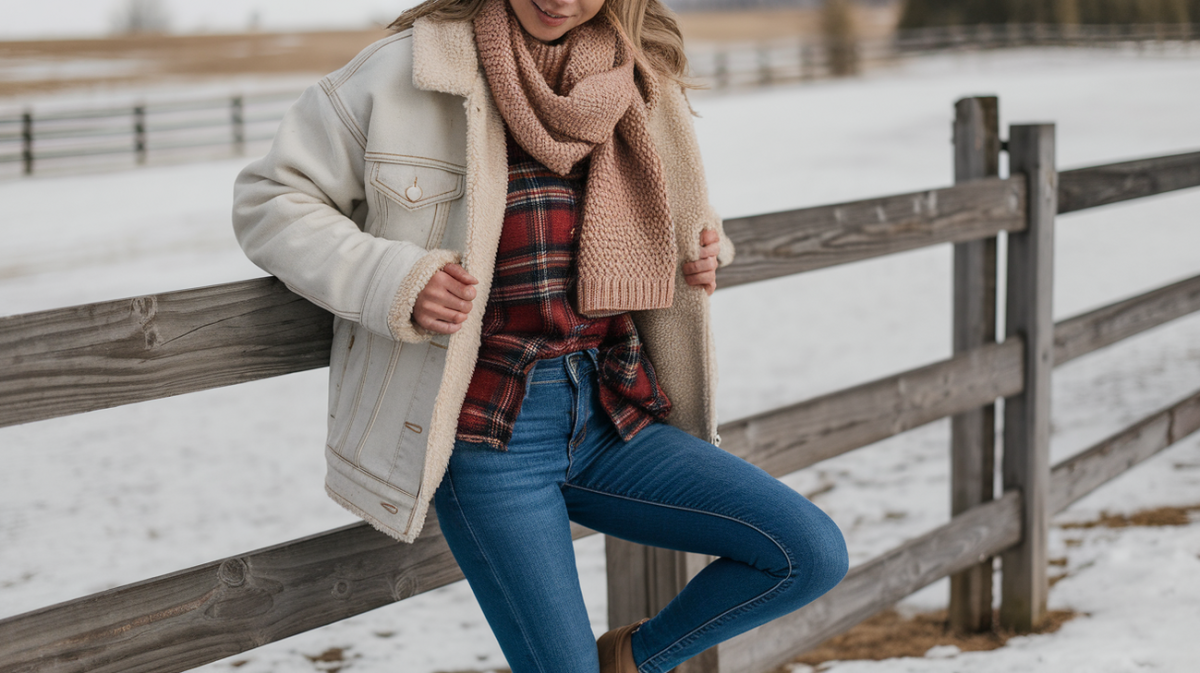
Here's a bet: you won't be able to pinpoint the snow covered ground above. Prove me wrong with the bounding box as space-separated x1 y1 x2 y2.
2 47 1199 672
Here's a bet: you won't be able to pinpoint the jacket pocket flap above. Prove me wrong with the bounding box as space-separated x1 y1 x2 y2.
367 153 466 211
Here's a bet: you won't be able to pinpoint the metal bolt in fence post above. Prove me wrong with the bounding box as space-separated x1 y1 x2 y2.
21 110 33 176
231 96 245 156
134 105 147 165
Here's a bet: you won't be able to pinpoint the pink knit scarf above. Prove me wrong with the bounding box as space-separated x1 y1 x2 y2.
474 0 676 315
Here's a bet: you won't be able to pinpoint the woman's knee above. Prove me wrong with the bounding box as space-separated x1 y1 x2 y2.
774 499 849 597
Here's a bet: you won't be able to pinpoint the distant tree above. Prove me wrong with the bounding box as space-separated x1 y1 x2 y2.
899 0 1191 27
112 0 171 35
822 0 859 76
1054 0 1081 25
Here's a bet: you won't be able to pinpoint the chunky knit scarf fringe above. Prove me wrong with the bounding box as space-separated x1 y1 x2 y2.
473 0 676 315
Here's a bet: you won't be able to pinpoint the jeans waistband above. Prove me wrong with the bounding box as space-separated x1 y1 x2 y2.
528 348 599 383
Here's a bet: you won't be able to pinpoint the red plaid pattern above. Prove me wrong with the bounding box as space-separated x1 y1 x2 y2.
455 135 672 450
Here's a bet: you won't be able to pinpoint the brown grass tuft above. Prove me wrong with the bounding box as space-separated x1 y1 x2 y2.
783 608 1078 669
1060 504 1200 529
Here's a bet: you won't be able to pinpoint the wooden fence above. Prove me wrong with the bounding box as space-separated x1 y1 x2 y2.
0 91 297 178
4 23 1198 178
689 22 1200 90
1 95 1200 673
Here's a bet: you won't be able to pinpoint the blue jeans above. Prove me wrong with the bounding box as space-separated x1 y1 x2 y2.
434 350 848 673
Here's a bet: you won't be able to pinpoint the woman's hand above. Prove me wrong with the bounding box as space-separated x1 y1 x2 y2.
683 229 720 296
413 263 479 334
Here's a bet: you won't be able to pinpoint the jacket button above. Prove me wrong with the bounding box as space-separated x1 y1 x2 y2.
405 179 423 202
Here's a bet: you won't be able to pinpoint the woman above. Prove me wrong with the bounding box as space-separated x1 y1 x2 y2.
232 0 848 671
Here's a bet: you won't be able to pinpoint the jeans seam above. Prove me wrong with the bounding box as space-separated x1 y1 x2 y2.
561 484 795 669
445 471 551 673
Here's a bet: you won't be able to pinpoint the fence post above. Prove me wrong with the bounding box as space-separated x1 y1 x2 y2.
948 96 1001 634
21 110 33 176
134 105 147 165
606 540 717 672
757 45 772 86
1001 123 1056 632
231 95 245 156
714 50 729 89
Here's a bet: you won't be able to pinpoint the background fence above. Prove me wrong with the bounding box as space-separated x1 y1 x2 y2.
1 95 1199 673
2 23 1198 178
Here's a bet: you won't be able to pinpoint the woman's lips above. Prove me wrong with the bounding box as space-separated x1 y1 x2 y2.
531 0 570 27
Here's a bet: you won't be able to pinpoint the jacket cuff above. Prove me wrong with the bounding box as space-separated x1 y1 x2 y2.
387 248 462 343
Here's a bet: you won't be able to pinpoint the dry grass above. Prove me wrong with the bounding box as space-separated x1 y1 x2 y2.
1060 504 1200 529
0 30 387 97
781 608 1078 669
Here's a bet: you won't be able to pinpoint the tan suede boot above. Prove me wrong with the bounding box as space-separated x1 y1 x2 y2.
596 618 648 673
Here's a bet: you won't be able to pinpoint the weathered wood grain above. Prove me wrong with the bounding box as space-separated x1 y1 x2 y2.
718 492 1023 673
1050 389 1200 515
0 515 596 673
1053 273 1200 366
949 95 1000 634
605 540 718 673
1058 150 1200 214
720 340 1024 479
0 277 331 428
716 177 1026 289
1000 124 1056 632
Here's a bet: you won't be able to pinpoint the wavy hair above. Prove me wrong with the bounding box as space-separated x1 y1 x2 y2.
389 0 696 88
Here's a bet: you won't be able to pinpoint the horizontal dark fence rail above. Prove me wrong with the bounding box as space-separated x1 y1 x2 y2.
1050 388 1200 515
0 91 298 177
717 177 1026 289
721 340 1024 477
1054 273 1200 365
0 278 330 428
1058 150 1200 213
0 513 593 673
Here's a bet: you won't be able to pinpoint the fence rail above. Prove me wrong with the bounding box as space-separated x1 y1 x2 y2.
2 98 1200 673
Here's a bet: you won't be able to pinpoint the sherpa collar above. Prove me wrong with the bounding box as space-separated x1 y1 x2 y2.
412 17 480 97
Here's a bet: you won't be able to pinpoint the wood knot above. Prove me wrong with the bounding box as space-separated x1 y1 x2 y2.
393 575 419 601
131 296 158 325
219 558 248 587
332 580 352 599
131 296 161 348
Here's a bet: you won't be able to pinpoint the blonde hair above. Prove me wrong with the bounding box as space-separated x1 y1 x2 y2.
389 0 696 88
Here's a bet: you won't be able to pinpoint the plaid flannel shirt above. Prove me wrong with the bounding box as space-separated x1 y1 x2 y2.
455 135 672 450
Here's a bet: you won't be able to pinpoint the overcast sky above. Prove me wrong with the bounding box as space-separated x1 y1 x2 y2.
0 0 427 39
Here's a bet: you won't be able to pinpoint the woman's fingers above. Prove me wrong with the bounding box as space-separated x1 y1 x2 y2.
443 263 479 288
683 229 721 295
684 268 716 288
682 255 718 276
417 298 469 324
413 264 478 334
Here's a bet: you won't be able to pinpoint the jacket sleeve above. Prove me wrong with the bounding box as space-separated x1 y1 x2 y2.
651 83 735 269
232 81 452 342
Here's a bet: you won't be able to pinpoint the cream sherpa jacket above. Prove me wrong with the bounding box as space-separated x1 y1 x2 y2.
232 17 734 543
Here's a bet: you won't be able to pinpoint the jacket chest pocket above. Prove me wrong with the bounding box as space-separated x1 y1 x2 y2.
367 152 466 249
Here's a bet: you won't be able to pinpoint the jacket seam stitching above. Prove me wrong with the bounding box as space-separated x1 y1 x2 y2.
327 446 418 498
319 80 368 151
